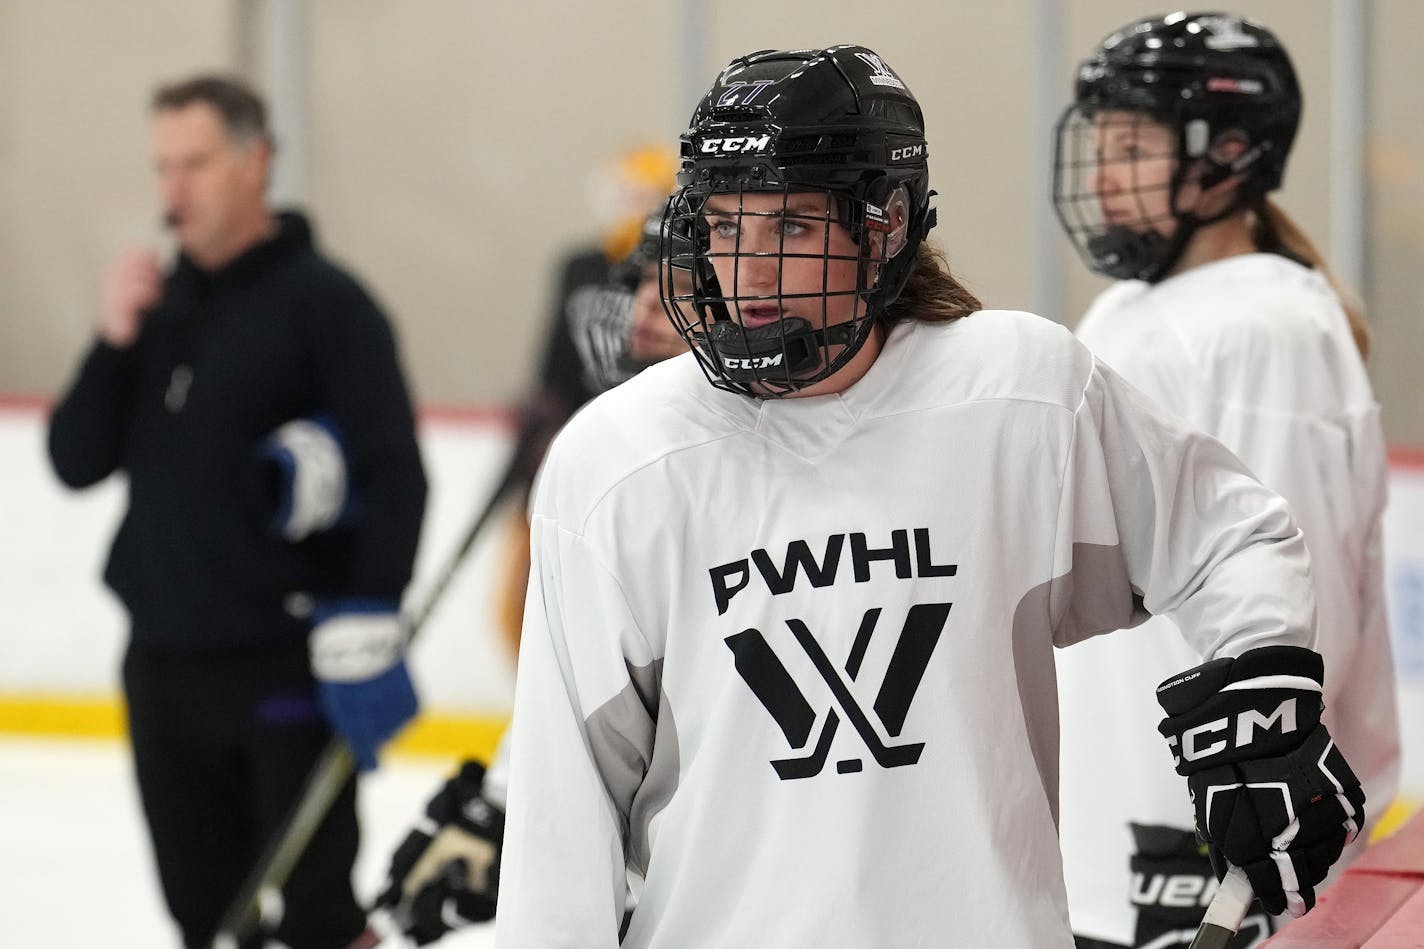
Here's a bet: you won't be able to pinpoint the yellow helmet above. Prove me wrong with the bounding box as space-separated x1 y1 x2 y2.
589 143 679 262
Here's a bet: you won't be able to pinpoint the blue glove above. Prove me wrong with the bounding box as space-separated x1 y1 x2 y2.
309 598 418 771
259 414 356 542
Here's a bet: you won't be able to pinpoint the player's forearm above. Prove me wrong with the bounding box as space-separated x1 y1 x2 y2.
1084 362 1316 656
500 574 634 947
1152 475 1315 659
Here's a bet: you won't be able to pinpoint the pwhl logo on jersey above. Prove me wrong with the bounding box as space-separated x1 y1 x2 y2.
725 603 949 780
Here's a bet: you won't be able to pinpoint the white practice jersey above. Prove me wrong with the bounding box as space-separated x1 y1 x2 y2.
497 310 1316 949
1059 254 1401 944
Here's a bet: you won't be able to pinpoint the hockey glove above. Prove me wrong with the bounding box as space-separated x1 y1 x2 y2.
309 599 418 771
1156 645 1365 918
258 414 354 542
374 759 503 944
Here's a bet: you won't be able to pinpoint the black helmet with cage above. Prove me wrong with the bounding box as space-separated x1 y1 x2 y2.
1052 11 1302 282
570 205 682 392
661 45 936 398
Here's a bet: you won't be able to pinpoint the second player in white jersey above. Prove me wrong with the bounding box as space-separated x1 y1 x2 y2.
498 44 1364 948
1052 12 1399 948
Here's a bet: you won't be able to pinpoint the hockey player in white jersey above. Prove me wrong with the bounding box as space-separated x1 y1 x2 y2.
1052 12 1399 949
497 44 1366 948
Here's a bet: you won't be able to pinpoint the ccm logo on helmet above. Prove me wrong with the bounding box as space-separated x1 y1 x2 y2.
722 353 784 371
700 135 772 154
1167 698 1298 763
890 144 925 162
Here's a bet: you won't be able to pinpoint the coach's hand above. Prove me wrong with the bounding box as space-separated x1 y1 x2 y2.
1156 645 1365 917
99 247 162 348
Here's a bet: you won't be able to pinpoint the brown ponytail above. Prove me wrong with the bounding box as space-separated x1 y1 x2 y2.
885 242 983 325
1252 198 1370 359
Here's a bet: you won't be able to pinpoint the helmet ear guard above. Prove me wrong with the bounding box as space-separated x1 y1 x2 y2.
869 184 913 262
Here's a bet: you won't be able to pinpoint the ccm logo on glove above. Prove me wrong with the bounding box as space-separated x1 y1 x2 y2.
1158 652 1322 767
1165 693 1308 764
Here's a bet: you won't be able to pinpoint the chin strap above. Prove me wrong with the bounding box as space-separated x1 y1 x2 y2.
1088 218 1201 283
696 316 872 388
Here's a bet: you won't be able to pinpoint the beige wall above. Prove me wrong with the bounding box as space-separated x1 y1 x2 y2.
0 0 235 394
304 0 683 408
2 1 1421 442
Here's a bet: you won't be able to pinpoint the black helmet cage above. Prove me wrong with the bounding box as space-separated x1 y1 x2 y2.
612 202 673 291
568 283 641 392
1051 12 1302 282
661 45 935 398
573 202 683 392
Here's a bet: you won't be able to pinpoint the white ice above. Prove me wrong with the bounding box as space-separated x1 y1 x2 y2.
0 736 495 948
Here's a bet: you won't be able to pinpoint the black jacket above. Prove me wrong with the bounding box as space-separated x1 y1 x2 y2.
48 212 427 650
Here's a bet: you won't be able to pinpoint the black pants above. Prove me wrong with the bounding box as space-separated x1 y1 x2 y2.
123 639 366 949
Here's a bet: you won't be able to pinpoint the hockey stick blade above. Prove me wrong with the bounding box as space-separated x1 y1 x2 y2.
212 415 548 949
1189 864 1254 949
771 711 839 779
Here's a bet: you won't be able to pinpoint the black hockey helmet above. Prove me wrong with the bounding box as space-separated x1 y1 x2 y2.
1052 12 1302 281
661 45 936 397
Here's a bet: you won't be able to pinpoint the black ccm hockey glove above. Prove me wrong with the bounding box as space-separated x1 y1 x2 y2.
374 759 504 944
1156 645 1365 918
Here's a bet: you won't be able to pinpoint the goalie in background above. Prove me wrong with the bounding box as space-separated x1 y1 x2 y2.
1052 12 1400 949
490 150 679 663
371 208 688 945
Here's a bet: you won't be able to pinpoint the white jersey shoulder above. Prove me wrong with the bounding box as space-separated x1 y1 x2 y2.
1080 254 1370 416
532 352 737 527
871 309 1096 418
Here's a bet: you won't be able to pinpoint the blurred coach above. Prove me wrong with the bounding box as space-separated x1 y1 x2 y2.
47 75 426 949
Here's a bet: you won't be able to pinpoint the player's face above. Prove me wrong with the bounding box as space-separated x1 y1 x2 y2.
629 263 688 364
151 103 268 263
1091 111 1178 236
701 190 864 331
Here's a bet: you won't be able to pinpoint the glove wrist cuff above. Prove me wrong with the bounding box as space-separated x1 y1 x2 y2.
311 608 405 681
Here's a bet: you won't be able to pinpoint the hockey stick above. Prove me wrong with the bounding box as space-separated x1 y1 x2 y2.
212 413 550 949
1188 864 1254 949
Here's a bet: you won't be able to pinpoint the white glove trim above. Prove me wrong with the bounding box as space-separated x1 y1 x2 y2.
1315 738 1362 842
1219 675 1322 694
1271 850 1306 918
271 418 349 542
310 613 404 682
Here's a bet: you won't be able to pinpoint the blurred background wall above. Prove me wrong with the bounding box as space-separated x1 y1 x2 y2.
1 0 1419 443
